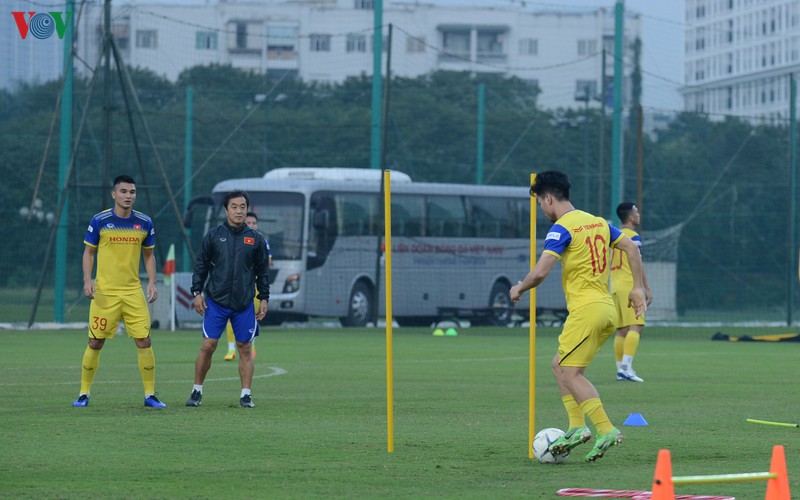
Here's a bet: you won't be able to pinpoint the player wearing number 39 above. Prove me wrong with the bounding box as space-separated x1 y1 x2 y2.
72 175 165 409
509 171 646 462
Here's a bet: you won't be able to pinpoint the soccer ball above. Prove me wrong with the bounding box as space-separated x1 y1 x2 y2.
532 427 569 464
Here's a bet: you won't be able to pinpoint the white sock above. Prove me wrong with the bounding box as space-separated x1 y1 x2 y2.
615 361 622 371
227 342 235 351
622 355 634 371
193 384 203 393
241 388 251 398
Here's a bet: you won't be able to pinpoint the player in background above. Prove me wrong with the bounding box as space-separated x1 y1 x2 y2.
187 191 270 408
510 171 646 462
611 202 652 383
224 212 272 361
73 175 165 408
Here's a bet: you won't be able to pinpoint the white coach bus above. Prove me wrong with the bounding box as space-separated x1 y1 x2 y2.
186 168 565 327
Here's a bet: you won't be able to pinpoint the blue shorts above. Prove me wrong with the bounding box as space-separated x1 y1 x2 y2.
202 297 259 343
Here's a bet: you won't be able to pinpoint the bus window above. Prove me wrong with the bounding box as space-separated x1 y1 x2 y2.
427 196 468 237
336 193 378 236
392 194 424 237
469 196 517 238
248 192 304 260
308 192 337 270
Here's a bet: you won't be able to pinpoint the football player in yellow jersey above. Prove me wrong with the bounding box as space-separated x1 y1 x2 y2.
72 175 165 408
510 171 646 462
610 202 652 383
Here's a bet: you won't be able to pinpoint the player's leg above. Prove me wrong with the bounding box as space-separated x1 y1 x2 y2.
555 303 622 461
224 321 236 360
230 306 258 407
547 353 592 456
617 296 645 381
612 292 628 379
621 324 643 379
122 292 165 408
73 294 120 407
186 297 228 406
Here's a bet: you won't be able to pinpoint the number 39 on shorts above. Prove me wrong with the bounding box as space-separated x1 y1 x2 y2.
92 316 108 331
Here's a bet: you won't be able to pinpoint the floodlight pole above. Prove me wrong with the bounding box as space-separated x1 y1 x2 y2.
789 73 797 327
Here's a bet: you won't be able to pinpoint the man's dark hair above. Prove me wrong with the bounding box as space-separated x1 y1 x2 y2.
530 171 570 201
224 190 250 209
246 211 258 220
113 175 135 187
616 202 636 223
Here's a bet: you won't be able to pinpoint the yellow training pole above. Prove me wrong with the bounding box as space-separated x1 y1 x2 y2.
384 170 395 453
528 173 537 458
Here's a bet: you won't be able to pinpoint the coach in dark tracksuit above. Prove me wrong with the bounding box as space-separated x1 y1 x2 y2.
185 189 270 408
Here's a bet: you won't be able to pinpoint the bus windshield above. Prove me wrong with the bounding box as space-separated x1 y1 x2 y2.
213 192 305 261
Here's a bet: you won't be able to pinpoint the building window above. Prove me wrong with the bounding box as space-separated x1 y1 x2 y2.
196 31 218 50
354 0 373 9
346 33 367 53
442 30 469 58
477 31 503 56
310 34 331 52
519 38 538 55
577 39 597 56
574 80 597 101
236 22 247 49
227 21 261 53
406 35 426 53
267 25 297 60
135 30 157 49
112 24 129 50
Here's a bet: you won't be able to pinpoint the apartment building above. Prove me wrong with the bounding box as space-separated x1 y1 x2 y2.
71 0 641 110
683 0 800 123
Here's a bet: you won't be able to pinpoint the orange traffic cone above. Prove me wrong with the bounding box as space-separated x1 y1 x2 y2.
650 449 675 500
765 444 791 500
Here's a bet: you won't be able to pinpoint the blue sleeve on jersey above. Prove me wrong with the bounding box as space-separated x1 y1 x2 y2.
265 239 272 257
543 224 571 256
143 220 156 247
609 224 622 245
631 234 642 248
84 217 100 246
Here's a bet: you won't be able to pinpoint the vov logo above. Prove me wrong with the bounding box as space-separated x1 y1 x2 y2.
12 11 73 40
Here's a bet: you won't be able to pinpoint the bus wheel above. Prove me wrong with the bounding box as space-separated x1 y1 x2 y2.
341 281 373 327
488 281 513 326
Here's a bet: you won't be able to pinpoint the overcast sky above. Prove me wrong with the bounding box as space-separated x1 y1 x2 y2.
127 0 686 111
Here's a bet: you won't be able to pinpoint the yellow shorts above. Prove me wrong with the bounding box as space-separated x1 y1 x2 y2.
88 291 151 339
612 291 645 328
557 301 616 368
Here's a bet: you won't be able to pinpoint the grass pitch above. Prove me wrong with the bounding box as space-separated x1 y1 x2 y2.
0 326 797 498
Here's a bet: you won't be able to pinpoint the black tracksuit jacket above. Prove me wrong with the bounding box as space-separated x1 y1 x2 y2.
191 222 270 311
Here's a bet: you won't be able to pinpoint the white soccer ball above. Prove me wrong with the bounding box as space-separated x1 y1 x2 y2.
532 427 569 464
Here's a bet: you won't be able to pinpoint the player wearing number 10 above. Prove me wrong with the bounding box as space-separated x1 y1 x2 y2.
72 175 166 409
510 171 646 462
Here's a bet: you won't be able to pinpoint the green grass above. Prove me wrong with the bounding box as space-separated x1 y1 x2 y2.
0 326 798 499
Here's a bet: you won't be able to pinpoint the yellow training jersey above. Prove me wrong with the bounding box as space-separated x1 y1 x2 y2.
542 210 624 312
84 209 155 295
610 227 642 294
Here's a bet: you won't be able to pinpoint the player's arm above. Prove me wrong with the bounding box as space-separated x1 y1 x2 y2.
255 236 270 321
142 246 158 303
510 252 559 303
191 234 212 315
82 245 96 299
615 236 647 317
